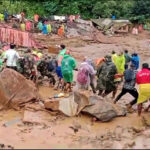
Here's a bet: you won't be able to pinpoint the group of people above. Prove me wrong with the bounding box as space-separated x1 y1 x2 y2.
18 17 65 36
0 10 65 36
0 43 150 116
76 50 150 116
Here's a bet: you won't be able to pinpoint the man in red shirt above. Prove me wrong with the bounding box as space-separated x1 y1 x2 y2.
136 63 150 116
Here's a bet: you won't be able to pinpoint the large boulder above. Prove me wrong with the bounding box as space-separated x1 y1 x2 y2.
82 98 117 122
44 90 91 116
82 95 126 122
0 69 38 109
45 90 126 121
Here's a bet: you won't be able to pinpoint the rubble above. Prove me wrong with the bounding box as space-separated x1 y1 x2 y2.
91 18 132 35
76 125 150 149
44 90 126 121
44 99 60 111
82 98 118 122
0 69 39 109
23 110 52 125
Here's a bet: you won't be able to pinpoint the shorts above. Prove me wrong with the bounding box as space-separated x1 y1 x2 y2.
56 66 63 78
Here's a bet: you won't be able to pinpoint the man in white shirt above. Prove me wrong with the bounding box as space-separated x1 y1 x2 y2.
4 44 20 71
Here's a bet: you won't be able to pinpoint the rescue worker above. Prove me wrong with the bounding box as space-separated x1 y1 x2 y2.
4 10 8 22
47 23 52 34
114 64 138 111
111 51 117 64
42 20 48 35
23 54 36 81
37 21 43 31
20 21 25 31
37 56 56 86
55 44 66 90
95 57 105 69
115 51 125 74
4 44 20 71
96 55 117 97
61 50 76 92
131 53 140 70
124 50 131 69
58 25 65 37
77 57 96 93
136 63 150 116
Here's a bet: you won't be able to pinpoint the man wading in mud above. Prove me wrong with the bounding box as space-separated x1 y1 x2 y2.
114 64 138 112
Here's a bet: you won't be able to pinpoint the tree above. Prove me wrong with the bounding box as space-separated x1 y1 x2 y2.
131 0 150 23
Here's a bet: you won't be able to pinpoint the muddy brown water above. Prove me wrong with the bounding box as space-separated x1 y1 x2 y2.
0 86 149 149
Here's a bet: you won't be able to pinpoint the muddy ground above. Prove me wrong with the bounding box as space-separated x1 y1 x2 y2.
0 31 150 149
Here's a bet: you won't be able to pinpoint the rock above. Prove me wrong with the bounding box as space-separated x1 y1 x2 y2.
112 141 123 149
44 91 91 116
127 141 136 147
59 94 78 116
44 90 126 121
44 94 78 117
23 110 53 125
78 91 127 122
114 126 123 139
44 99 60 111
0 69 38 109
25 102 45 111
143 129 150 138
102 141 113 148
112 103 127 116
82 96 117 122
74 90 92 114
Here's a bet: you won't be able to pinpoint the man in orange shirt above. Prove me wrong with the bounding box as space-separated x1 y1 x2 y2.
34 14 39 23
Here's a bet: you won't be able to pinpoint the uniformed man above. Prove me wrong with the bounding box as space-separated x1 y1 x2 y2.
37 56 56 86
96 55 117 97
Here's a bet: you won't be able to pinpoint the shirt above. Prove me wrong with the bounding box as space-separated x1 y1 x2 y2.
131 56 140 70
136 69 150 84
123 69 137 90
5 49 20 67
57 49 66 66
124 53 131 64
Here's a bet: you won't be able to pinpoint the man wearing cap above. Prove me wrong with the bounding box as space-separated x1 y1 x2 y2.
4 44 20 71
96 55 117 97
114 64 138 111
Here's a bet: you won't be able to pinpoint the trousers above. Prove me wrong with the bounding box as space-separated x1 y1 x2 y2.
115 88 138 106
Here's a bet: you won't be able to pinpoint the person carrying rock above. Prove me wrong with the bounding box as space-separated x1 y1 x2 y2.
96 55 117 97
114 64 138 112
4 44 20 71
136 63 150 116
61 50 76 92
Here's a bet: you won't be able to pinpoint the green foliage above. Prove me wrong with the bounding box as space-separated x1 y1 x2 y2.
131 0 150 23
0 0 150 23
92 1 134 19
